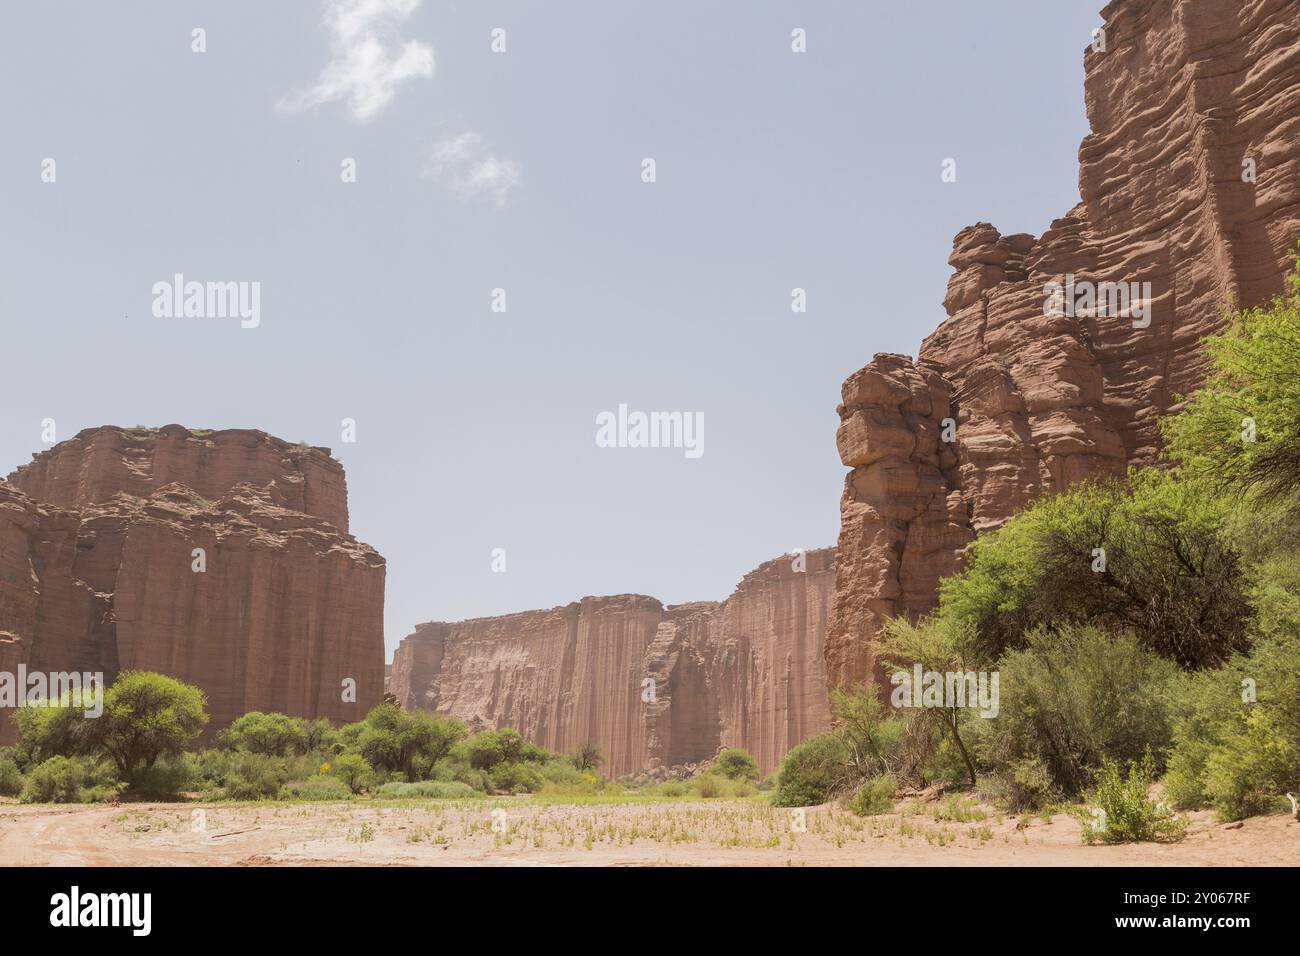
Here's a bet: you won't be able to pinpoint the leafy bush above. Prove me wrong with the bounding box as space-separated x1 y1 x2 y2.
1080 751 1185 844
220 752 290 801
1164 633 1300 820
279 776 353 801
694 773 724 798
934 473 1253 669
129 756 197 800
984 626 1177 798
848 774 896 816
773 733 853 807
19 756 121 804
985 757 1061 813
488 760 544 794
329 753 373 794
353 705 466 782
374 780 480 799
711 748 760 782
464 729 526 771
0 757 23 797
218 712 308 756
538 760 588 788
1164 259 1300 506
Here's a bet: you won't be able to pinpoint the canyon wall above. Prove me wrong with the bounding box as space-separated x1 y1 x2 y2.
0 426 384 743
827 0 1300 687
391 548 835 776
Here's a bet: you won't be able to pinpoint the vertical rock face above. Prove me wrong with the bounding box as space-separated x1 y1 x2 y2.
827 0 1300 687
391 548 835 776
0 426 384 743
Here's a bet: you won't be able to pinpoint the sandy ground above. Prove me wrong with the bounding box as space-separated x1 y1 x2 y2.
0 797 1295 867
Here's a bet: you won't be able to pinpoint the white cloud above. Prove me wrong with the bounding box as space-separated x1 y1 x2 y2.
281 0 433 122
427 132 521 207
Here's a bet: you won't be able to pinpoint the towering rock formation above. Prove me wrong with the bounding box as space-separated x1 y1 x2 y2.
391 548 835 776
0 426 385 743
827 0 1300 687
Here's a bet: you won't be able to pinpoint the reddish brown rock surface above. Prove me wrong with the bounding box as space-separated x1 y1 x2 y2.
391 548 835 776
827 0 1300 687
9 424 350 532
0 426 384 744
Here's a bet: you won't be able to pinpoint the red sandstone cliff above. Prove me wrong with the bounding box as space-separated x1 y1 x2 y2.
391 548 835 776
0 426 384 743
827 0 1300 687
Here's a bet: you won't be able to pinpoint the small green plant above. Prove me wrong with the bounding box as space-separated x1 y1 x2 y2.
694 774 724 799
848 774 896 817
1079 751 1186 844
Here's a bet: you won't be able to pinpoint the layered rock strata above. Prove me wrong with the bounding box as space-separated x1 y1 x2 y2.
0 426 384 743
391 548 835 776
827 0 1300 687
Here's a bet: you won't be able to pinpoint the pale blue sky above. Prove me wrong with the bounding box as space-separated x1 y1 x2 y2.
0 1 1103 657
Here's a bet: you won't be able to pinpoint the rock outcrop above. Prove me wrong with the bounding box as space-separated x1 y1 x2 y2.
10 424 350 532
827 0 1300 687
0 426 384 743
391 548 835 776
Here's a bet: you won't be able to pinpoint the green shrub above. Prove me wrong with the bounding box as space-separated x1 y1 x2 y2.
279 776 353 801
538 760 587 788
218 712 308 756
0 757 23 797
986 757 1060 812
1164 259 1300 505
658 781 689 798
329 753 373 794
464 728 525 771
773 733 853 807
129 756 197 800
19 756 121 804
848 774 896 816
712 748 760 781
374 780 481 799
934 472 1252 669
1165 633 1300 820
488 760 543 794
694 773 724 798
985 626 1177 797
354 705 466 782
221 752 290 801
1080 751 1185 844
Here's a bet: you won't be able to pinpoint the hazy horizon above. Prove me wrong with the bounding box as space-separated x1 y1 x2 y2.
1 1 1104 656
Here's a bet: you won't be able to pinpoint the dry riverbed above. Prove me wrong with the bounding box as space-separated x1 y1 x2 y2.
0 797 1294 867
